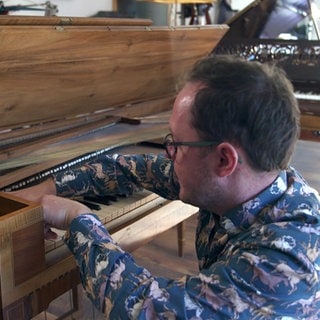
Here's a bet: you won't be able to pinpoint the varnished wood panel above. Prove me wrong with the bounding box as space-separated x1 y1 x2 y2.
300 114 320 142
0 193 45 309
0 18 227 129
0 16 152 26
12 222 45 286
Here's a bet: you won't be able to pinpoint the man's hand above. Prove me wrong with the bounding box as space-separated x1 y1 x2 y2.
41 195 92 239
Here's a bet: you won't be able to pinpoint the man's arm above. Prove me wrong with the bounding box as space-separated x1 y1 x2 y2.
12 152 179 202
52 153 179 199
43 194 320 319
43 194 317 319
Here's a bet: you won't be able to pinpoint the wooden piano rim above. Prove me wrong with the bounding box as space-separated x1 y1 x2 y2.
0 16 153 27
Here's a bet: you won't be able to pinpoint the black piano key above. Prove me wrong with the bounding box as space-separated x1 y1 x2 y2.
106 195 119 202
76 199 101 211
83 195 112 206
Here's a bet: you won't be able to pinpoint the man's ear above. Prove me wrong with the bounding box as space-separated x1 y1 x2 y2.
215 142 240 177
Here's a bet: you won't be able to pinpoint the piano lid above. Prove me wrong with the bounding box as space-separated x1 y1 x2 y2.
216 0 278 39
215 0 318 40
0 16 228 131
213 0 320 90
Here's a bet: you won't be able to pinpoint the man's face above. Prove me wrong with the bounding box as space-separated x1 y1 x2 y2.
168 82 221 209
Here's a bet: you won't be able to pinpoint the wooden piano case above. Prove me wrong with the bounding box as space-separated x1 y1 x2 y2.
0 193 45 319
0 15 228 319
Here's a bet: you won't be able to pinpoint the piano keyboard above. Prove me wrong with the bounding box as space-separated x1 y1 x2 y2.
295 92 320 101
45 190 169 263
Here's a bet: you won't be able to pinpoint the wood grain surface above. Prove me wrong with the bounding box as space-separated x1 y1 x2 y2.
0 20 227 129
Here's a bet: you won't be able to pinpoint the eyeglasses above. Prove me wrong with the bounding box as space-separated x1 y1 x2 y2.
163 133 220 160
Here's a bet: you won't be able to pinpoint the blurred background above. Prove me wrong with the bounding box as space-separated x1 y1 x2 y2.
1 0 319 40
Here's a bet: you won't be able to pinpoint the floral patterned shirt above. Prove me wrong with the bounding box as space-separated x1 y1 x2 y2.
55 153 320 319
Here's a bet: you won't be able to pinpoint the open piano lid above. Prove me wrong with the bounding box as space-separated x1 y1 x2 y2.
0 16 228 190
213 0 320 90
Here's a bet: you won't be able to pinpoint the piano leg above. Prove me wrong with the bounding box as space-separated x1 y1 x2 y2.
177 222 185 257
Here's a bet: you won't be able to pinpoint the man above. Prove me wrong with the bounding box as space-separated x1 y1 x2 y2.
16 55 320 319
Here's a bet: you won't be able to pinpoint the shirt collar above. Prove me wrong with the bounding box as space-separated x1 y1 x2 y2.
221 171 288 232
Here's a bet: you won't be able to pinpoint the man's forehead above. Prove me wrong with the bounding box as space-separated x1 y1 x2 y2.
177 88 196 108
170 92 192 124
173 83 199 114
169 83 198 134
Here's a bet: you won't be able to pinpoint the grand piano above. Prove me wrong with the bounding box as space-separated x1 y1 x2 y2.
213 0 320 142
0 15 227 319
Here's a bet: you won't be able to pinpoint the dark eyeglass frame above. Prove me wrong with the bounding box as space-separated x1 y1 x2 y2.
163 133 220 160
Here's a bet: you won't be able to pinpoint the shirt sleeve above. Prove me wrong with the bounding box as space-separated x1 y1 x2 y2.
65 213 234 319
65 211 320 319
54 153 179 200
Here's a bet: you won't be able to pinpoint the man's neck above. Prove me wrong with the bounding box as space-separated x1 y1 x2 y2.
216 169 280 216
